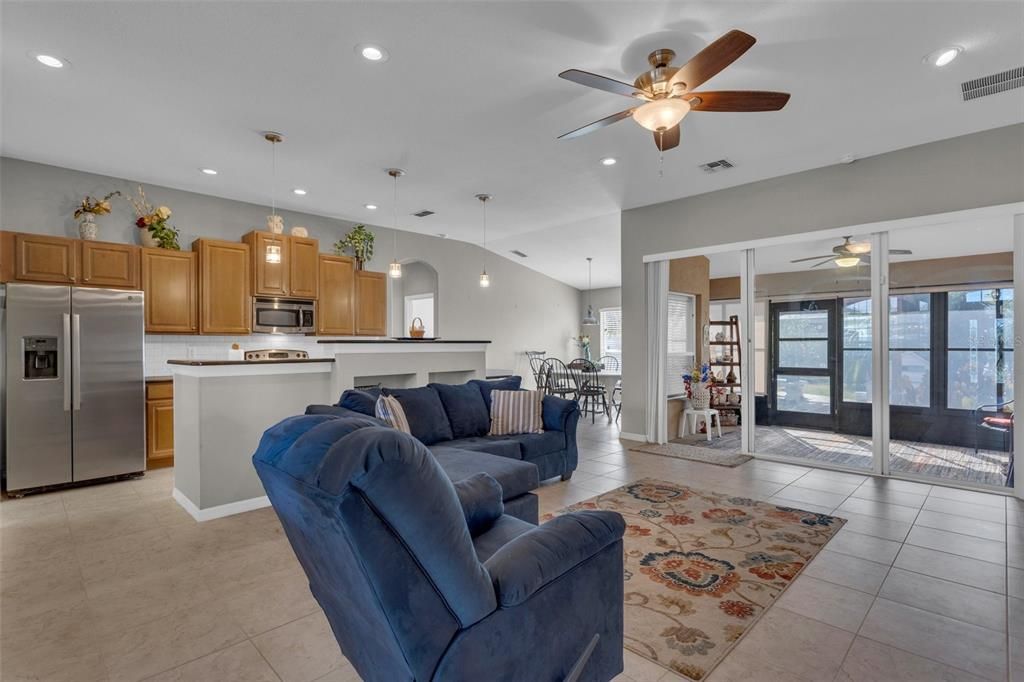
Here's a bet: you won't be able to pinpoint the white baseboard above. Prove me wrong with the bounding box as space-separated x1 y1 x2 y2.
618 431 647 442
172 488 271 522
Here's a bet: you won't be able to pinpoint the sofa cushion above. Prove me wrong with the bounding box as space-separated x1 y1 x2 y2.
472 514 535 563
429 382 490 439
489 389 544 436
445 436 522 460
431 446 538 499
453 473 504 536
507 430 566 460
375 395 412 434
337 389 379 416
381 386 454 446
470 376 523 410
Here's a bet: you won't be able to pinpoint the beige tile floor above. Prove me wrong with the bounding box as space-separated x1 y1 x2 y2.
1 419 1020 681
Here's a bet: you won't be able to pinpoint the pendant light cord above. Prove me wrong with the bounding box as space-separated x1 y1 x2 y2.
270 139 277 216
482 198 487 271
392 173 398 259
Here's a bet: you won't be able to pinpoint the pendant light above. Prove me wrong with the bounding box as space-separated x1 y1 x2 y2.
476 193 492 287
582 257 598 325
387 168 405 278
264 132 283 263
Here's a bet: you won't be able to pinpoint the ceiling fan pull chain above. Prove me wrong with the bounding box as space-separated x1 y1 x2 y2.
659 130 665 177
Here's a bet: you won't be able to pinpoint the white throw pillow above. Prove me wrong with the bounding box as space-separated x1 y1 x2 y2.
375 395 411 434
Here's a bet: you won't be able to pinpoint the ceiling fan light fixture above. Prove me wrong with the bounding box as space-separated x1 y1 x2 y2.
632 98 690 132
925 46 962 67
835 256 861 268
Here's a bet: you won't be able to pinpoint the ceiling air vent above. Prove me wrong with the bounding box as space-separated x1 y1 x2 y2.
510 249 528 258
412 209 435 218
962 66 1024 101
698 159 734 173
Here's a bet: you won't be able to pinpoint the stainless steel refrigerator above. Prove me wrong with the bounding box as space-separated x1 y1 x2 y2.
3 283 145 493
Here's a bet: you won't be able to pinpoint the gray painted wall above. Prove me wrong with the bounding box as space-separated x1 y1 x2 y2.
389 260 438 336
620 124 1024 436
580 286 621 357
1 157 582 376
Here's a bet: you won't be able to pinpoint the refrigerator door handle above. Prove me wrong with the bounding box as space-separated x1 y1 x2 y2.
72 313 82 411
63 312 72 412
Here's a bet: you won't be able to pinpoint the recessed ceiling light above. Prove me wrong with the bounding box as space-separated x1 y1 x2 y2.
600 157 617 166
840 154 856 165
356 44 389 62
364 203 378 210
292 188 307 196
34 54 65 68
436 233 449 239
200 168 218 175
924 46 963 67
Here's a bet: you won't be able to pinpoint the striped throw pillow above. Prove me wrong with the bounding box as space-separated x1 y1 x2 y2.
489 389 544 436
375 395 411 434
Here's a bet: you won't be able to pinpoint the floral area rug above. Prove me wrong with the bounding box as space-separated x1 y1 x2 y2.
543 478 845 681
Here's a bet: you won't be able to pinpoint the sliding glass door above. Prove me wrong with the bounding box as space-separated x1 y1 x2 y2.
770 300 836 430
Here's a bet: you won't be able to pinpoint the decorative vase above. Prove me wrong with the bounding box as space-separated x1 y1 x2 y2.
691 387 711 410
78 214 98 241
266 215 284 234
139 229 159 248
290 226 308 237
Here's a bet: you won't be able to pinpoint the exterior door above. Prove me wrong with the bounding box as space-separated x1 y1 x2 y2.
770 299 837 429
71 287 146 480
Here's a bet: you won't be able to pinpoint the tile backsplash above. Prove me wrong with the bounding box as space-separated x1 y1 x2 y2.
144 334 345 377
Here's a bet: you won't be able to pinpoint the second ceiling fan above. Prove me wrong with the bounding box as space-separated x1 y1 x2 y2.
558 30 790 151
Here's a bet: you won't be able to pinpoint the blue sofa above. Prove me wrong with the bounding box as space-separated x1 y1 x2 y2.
252 414 625 682
306 377 581 522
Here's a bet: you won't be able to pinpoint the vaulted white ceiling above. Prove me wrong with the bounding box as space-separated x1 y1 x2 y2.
3 1 1022 289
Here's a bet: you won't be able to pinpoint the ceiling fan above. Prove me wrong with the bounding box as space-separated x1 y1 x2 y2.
557 30 790 151
790 236 913 269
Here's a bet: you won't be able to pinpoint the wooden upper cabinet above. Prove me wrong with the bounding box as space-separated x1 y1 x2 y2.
244 231 289 297
81 241 140 289
142 248 197 333
1 232 79 284
289 236 319 299
195 238 251 334
354 270 388 336
317 254 355 335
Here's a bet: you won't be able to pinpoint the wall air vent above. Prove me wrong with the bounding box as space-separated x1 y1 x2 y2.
510 249 528 258
698 159 734 173
412 210 435 218
962 66 1024 101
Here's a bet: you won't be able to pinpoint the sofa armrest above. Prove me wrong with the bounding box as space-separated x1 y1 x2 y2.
453 473 504 535
542 395 579 433
483 510 624 607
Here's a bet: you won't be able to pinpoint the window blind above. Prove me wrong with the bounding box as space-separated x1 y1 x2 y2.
600 308 623 367
666 293 695 396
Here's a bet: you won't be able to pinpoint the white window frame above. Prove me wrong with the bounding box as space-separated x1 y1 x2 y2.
666 293 696 398
599 307 623 367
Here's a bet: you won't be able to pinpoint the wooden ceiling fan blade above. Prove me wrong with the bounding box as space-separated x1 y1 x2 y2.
654 125 680 151
668 30 756 92
557 108 634 140
810 257 836 269
688 91 791 112
790 254 836 263
559 69 651 99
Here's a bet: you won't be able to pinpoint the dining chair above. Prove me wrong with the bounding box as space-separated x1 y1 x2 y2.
542 358 577 401
568 358 609 423
598 355 620 372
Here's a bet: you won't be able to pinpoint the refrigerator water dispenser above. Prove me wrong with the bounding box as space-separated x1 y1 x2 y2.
23 336 58 379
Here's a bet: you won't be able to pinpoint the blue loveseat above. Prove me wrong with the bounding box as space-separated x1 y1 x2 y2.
306 377 581 522
252 413 625 682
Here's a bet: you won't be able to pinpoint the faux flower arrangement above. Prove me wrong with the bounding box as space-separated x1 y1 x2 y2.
334 225 374 267
73 191 121 220
577 334 591 361
682 362 712 399
127 186 181 250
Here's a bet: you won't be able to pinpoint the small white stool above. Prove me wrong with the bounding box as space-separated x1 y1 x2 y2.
680 408 722 441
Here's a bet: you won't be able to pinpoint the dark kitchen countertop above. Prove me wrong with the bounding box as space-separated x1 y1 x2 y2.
146 375 173 382
316 339 491 344
166 358 335 366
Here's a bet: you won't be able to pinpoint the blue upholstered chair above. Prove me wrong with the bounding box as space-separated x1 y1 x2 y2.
252 413 626 682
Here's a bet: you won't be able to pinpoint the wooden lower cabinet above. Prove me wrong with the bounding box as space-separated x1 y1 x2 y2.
354 270 388 335
81 241 140 289
145 380 174 469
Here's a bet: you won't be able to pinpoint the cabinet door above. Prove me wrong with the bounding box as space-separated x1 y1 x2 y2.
81 241 140 289
317 255 355 335
142 248 198 333
146 396 174 469
13 233 78 284
355 270 388 336
196 239 251 334
289 236 319 298
245 231 289 297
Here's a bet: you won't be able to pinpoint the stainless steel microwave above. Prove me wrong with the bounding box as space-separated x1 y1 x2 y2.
252 298 315 334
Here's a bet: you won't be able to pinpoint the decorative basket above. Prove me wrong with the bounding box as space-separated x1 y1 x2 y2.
408 316 426 338
691 387 711 410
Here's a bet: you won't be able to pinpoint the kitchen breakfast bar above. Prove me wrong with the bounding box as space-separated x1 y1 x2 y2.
169 340 489 520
